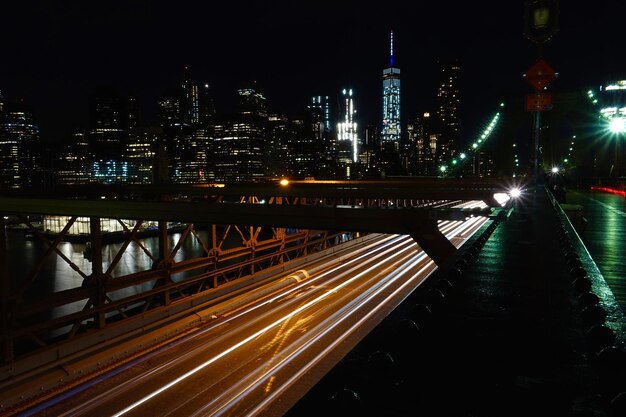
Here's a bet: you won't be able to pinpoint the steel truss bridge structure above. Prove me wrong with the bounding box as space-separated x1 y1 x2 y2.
0 178 514 378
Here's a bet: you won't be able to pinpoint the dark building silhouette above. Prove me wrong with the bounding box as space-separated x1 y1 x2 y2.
412 112 436 176
436 59 461 162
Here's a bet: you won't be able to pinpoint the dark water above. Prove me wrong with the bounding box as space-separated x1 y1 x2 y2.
5 229 217 319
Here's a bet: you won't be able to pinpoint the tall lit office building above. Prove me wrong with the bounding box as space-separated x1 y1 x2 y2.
157 69 215 184
311 96 331 132
436 59 461 160
127 127 162 184
210 87 266 182
337 88 358 167
265 114 293 177
88 87 129 183
238 86 268 118
381 30 401 152
294 105 325 177
181 66 200 125
414 112 434 175
56 131 91 185
0 94 41 188
311 95 337 177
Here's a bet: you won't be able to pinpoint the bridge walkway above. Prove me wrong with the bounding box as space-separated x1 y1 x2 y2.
286 188 626 417
567 188 626 311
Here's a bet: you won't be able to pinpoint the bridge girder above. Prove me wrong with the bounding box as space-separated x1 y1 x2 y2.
0 179 510 365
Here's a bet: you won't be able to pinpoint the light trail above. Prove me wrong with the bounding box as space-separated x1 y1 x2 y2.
182 244 430 417
111 213 486 416
111 235 424 416
245 259 437 417
55 234 409 416
205 215 484 415
28 201 490 417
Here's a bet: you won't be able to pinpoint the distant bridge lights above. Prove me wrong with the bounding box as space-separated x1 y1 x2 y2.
437 105 502 176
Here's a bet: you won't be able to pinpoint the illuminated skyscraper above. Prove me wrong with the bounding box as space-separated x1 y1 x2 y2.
57 131 91 185
180 66 200 125
237 86 268 118
0 95 41 188
413 112 438 176
337 88 358 169
127 127 162 184
210 86 266 182
265 114 293 177
88 87 129 183
381 30 401 151
311 96 331 132
436 59 461 160
157 69 215 184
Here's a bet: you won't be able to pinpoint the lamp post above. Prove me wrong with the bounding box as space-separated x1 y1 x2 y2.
608 116 625 177
523 0 559 188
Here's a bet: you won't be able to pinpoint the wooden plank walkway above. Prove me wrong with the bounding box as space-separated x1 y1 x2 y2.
567 189 626 312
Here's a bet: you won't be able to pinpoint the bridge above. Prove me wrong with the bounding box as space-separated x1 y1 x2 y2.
1 179 625 416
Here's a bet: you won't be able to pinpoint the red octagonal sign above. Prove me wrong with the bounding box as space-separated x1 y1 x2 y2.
524 58 557 92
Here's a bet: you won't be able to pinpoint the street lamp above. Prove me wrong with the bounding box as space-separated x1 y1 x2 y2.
609 117 625 133
606 117 625 177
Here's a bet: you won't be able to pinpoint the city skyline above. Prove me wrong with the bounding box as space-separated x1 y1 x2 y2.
2 1 625 144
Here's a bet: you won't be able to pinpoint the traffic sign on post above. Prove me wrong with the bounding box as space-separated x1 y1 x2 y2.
525 93 553 112
524 57 557 91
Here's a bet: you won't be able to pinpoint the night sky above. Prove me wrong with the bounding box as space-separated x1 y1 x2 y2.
1 0 625 143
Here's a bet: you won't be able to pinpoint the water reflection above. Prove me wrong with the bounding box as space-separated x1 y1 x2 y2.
6 229 222 321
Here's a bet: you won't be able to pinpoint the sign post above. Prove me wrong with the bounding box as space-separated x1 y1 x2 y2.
523 0 559 186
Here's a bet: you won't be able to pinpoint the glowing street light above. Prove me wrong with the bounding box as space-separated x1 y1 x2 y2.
609 117 626 133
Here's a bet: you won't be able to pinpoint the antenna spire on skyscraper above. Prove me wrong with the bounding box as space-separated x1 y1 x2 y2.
390 30 394 67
